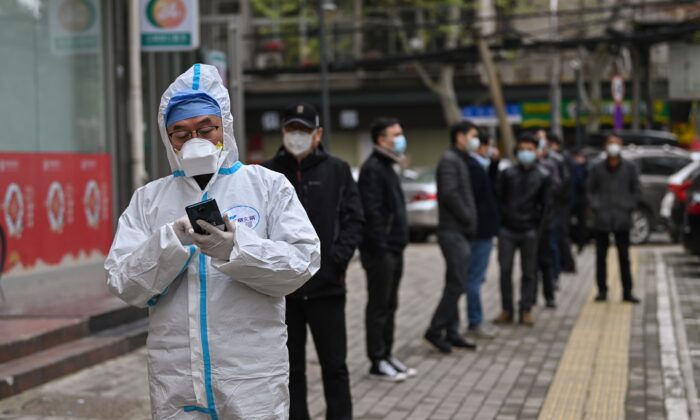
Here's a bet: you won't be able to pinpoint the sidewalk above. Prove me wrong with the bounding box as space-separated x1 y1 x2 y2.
0 242 695 419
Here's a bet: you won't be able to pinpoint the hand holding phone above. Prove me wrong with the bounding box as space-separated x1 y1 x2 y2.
186 199 226 235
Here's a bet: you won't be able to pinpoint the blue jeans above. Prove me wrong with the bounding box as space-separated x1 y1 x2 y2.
465 239 493 327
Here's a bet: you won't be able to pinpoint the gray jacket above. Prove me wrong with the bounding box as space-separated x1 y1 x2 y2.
586 158 641 232
436 147 477 237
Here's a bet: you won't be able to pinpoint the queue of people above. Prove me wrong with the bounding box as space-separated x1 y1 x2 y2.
105 64 642 419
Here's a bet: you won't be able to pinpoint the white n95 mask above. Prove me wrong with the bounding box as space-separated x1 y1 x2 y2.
178 138 220 176
284 131 314 157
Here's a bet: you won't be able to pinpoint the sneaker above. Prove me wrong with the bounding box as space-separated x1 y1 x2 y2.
545 300 557 309
519 311 535 327
369 360 407 382
468 323 498 339
594 293 607 302
493 311 514 324
387 356 417 377
623 295 641 304
424 332 452 354
447 335 477 350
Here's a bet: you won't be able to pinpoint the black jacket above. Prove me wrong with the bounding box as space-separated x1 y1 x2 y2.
465 155 500 239
358 148 408 254
436 147 477 237
498 163 551 233
263 146 364 299
586 158 641 232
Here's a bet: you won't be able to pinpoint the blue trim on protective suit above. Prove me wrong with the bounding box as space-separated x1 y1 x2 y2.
193 64 201 90
196 190 218 419
198 253 218 419
147 245 196 306
184 405 214 414
218 161 243 175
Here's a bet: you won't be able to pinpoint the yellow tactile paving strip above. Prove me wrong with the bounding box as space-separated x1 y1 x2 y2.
538 249 637 420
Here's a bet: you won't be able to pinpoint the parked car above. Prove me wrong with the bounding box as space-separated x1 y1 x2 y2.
660 161 700 242
401 167 437 242
588 145 692 244
587 130 679 148
682 168 700 254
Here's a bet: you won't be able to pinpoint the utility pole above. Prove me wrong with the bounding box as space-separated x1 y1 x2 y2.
228 16 246 161
477 35 515 159
318 0 333 149
129 0 147 189
631 46 641 130
549 0 562 137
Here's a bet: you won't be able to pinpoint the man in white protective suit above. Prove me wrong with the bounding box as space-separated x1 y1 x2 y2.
105 64 321 419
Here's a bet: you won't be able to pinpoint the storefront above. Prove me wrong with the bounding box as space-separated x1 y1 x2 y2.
0 0 115 276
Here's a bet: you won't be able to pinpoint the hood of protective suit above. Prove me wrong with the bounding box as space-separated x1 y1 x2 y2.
158 64 239 174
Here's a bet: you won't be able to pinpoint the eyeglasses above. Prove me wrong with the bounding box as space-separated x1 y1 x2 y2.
168 126 220 142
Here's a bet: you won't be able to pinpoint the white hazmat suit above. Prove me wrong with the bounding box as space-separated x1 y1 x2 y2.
105 64 321 419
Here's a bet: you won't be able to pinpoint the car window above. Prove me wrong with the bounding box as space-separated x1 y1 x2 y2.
638 156 692 176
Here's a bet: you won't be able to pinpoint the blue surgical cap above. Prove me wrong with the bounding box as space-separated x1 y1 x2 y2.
164 90 222 127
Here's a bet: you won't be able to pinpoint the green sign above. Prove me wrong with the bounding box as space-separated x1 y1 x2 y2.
521 100 669 128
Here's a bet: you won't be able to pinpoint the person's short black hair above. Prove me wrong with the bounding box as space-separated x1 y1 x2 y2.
370 117 400 144
547 133 562 145
516 132 539 148
449 120 479 145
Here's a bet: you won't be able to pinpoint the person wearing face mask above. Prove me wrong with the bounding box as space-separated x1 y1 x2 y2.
358 117 415 381
105 65 321 419
262 102 364 420
494 133 551 327
461 131 501 339
533 130 562 309
587 135 641 304
547 134 576 275
424 121 479 354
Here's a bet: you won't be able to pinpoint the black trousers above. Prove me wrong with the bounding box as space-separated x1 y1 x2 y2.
427 230 471 338
594 231 634 298
559 206 576 272
287 296 352 420
498 228 538 313
361 251 403 363
537 228 555 303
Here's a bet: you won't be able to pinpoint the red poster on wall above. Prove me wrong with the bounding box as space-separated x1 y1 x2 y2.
0 152 113 274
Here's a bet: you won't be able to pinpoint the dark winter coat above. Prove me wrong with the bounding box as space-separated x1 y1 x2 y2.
497 163 551 233
465 154 500 239
357 148 409 254
263 146 364 299
586 158 641 232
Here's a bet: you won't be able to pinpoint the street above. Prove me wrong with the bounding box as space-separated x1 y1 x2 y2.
1 239 698 419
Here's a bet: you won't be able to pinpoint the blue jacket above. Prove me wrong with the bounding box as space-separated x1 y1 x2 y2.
466 155 500 239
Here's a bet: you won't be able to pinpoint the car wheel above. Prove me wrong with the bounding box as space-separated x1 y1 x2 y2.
630 209 652 245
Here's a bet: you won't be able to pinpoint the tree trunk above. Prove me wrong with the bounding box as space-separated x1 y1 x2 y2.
436 66 462 125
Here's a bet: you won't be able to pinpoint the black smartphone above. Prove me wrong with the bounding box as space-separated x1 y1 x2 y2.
186 198 226 235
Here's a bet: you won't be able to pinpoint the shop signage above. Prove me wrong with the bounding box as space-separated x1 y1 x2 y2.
49 0 101 55
141 0 200 51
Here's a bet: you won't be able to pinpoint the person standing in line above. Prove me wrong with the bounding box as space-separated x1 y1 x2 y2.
587 134 641 304
535 130 561 309
571 150 589 253
462 133 501 338
493 133 551 326
548 134 577 274
263 102 364 420
358 117 416 381
424 121 480 353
